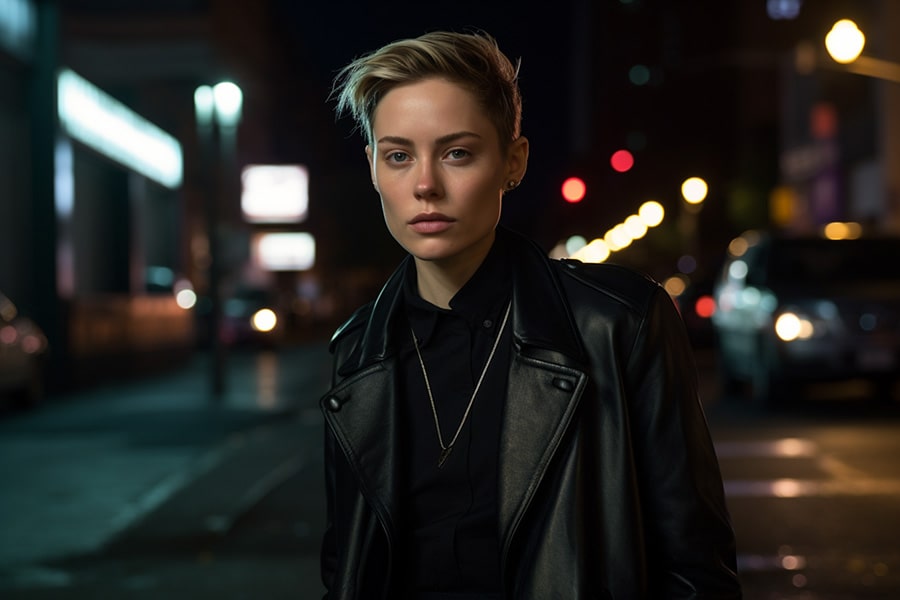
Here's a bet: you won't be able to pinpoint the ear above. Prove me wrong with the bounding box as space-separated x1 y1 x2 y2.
505 136 529 187
365 145 378 191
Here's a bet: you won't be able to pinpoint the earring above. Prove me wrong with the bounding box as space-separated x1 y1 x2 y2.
506 180 519 190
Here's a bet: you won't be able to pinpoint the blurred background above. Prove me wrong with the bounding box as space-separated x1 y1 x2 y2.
1 0 898 395
1 0 900 598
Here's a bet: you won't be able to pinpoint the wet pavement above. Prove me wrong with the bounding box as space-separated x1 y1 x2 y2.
0 342 331 598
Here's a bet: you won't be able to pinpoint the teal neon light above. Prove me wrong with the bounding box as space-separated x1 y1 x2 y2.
0 0 35 59
57 68 183 189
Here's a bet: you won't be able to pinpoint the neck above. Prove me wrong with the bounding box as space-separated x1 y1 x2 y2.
413 234 495 309
414 262 470 309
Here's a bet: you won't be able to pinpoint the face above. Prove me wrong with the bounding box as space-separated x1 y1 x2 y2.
366 78 527 276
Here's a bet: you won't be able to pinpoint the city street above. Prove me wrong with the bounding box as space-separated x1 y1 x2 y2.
1 345 899 598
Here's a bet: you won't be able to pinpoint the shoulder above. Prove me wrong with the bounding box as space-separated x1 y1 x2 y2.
554 258 664 317
328 301 373 354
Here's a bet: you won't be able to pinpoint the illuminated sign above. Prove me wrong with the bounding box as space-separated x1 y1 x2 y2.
241 164 309 223
57 68 183 189
253 232 315 271
0 0 35 59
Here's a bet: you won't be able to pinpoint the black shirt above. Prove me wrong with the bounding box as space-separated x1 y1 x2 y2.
398 233 512 594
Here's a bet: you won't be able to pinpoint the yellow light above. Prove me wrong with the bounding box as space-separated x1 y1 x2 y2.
663 275 688 297
775 312 802 342
572 239 610 263
728 236 749 257
604 224 632 251
823 221 862 240
825 19 865 64
681 177 708 204
638 200 664 227
251 308 277 333
775 312 814 342
769 185 797 227
623 214 648 239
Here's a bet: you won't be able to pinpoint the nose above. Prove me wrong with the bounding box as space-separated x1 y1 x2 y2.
414 161 442 200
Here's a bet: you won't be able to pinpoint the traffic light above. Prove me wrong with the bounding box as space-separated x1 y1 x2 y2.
561 177 586 203
610 149 634 173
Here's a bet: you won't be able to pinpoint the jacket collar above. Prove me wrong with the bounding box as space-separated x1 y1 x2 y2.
338 227 587 377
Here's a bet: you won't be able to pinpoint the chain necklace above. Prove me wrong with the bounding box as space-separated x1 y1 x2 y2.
410 301 511 468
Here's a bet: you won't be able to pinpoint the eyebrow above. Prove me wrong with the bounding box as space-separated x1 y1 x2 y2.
375 131 483 146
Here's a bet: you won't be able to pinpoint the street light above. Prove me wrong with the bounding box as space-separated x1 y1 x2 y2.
824 19 865 64
681 176 708 206
823 19 900 84
194 80 244 399
679 176 707 263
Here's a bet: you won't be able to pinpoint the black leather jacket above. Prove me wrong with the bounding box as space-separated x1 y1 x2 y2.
321 229 741 599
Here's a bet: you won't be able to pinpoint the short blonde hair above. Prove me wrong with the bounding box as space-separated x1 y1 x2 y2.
332 31 522 150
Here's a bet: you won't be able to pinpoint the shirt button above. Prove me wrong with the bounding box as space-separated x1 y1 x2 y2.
483 319 493 329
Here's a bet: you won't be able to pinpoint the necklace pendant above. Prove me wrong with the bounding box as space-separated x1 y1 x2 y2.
437 446 453 468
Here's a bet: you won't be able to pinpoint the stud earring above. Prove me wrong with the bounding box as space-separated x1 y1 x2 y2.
506 180 519 190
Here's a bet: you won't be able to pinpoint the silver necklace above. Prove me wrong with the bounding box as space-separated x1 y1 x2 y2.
410 301 511 468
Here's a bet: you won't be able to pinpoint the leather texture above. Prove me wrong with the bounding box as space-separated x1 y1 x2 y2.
320 228 741 599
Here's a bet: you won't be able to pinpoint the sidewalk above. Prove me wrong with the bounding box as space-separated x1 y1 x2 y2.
0 342 331 575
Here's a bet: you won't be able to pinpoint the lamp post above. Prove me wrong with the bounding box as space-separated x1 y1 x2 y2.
194 81 243 400
824 18 900 84
679 176 708 263
822 17 900 232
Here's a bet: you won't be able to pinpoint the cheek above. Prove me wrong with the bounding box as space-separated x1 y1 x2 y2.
378 193 405 231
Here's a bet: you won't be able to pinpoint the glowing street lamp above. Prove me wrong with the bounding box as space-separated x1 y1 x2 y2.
825 19 865 64
823 19 900 84
679 177 707 261
194 79 243 399
681 177 708 205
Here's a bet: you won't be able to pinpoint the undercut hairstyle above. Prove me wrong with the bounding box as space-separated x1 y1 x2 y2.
332 30 523 150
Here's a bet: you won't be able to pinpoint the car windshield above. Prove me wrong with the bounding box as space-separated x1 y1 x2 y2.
767 238 900 285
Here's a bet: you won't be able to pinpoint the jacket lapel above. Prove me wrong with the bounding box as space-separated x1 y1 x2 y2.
324 360 402 537
497 233 589 555
497 351 587 548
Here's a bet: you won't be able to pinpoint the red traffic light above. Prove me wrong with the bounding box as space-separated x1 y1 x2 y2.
561 177 586 203
610 149 634 173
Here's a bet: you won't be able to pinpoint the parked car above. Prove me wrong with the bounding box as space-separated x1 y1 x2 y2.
0 291 49 407
220 286 285 348
711 230 900 405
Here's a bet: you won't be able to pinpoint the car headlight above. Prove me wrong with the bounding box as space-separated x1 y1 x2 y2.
251 308 277 333
774 311 815 342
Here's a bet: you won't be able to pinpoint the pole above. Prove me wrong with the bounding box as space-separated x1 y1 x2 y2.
196 95 225 400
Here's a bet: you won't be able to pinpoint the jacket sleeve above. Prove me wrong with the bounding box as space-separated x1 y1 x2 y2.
624 286 742 598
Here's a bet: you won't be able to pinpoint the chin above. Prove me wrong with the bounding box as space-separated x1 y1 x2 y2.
400 237 457 262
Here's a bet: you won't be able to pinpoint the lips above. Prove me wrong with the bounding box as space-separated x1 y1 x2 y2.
409 212 454 234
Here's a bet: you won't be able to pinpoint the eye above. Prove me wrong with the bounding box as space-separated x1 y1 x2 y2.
446 148 471 160
386 151 409 163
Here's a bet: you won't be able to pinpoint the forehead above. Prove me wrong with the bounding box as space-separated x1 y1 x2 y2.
371 78 497 142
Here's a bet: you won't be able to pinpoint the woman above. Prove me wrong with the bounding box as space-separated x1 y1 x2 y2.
321 30 741 599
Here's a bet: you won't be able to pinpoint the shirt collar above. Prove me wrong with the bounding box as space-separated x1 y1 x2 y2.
404 232 512 348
